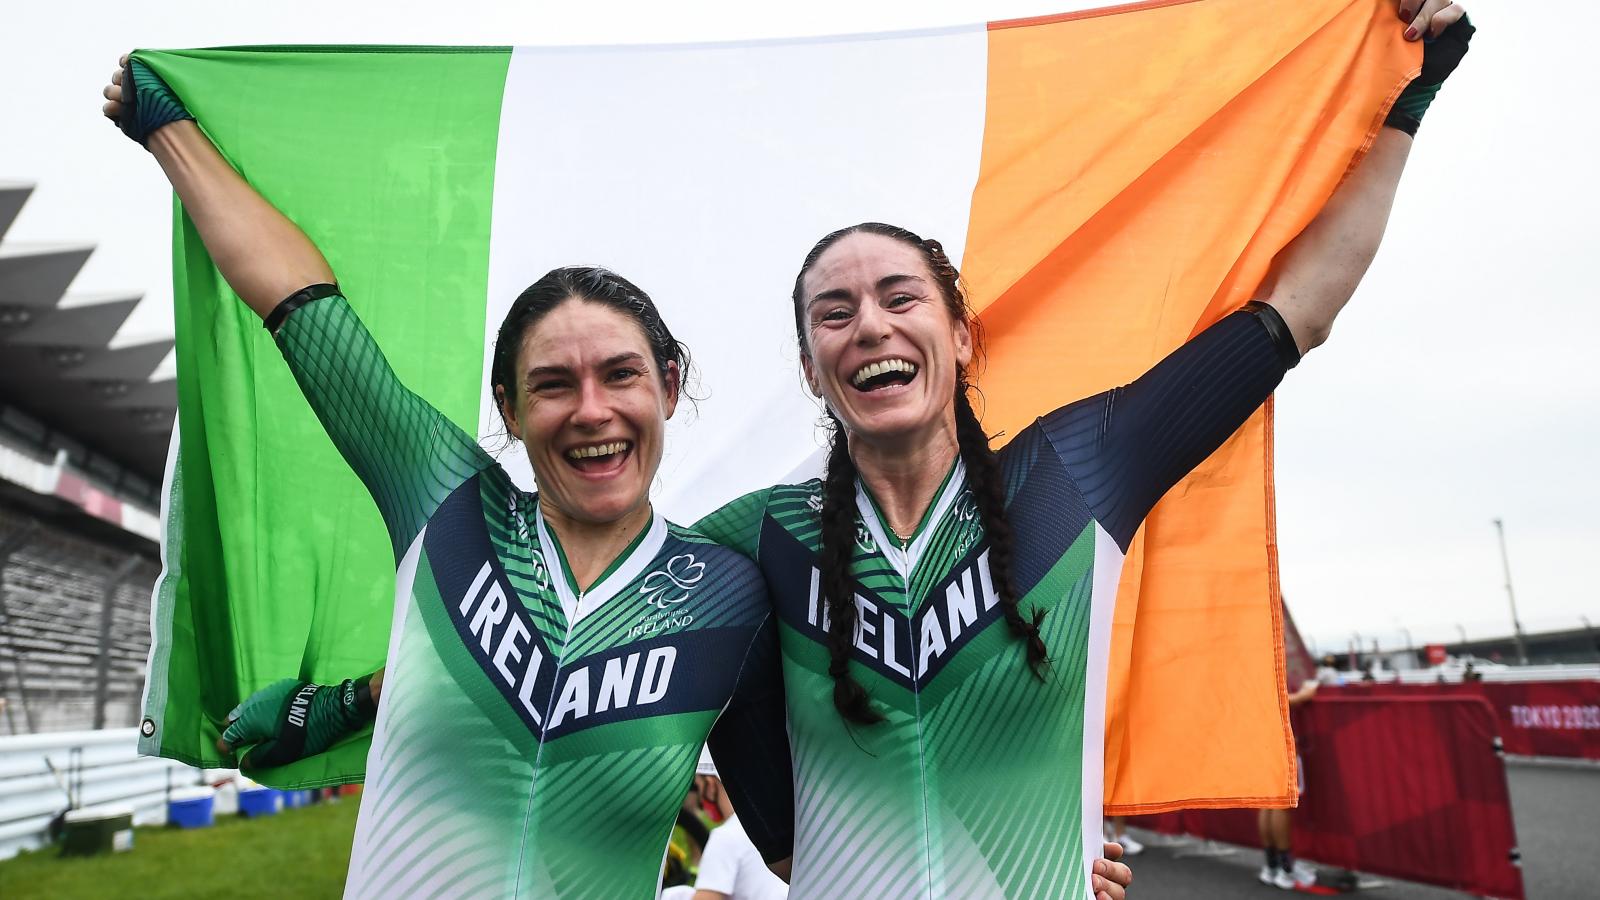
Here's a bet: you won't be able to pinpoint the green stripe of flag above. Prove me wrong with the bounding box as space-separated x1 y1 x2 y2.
137 46 511 786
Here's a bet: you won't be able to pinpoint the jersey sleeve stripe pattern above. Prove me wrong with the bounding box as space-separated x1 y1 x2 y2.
273 293 494 559
1038 308 1294 550
692 486 776 561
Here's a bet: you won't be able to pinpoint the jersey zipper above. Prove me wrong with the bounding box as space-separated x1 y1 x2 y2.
895 527 938 898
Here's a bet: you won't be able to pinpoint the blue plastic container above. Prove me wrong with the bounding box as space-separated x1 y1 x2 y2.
167 787 216 828
237 787 282 818
283 790 312 809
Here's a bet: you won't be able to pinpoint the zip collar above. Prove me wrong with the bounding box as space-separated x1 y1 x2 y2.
855 459 966 579
534 506 667 629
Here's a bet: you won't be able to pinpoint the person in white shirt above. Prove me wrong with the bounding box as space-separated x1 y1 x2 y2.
693 751 789 900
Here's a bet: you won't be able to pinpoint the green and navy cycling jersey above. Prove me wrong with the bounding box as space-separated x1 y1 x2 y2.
271 289 778 899
697 304 1300 899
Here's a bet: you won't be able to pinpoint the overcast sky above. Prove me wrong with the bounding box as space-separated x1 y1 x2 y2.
4 1 1593 653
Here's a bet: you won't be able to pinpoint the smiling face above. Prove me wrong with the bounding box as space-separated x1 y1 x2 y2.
799 231 972 449
496 299 678 527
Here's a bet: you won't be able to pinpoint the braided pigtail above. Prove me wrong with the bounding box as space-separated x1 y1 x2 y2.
820 415 884 724
792 222 1049 719
953 388 1048 679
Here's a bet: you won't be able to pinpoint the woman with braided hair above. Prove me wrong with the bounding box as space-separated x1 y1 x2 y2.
696 5 1476 898
103 59 1134 897
103 61 802 898
105 0 1471 895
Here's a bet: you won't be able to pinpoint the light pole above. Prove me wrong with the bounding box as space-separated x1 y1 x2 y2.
1492 518 1530 665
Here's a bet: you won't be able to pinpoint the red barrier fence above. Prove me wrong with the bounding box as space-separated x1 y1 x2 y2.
1133 695 1524 900
1327 679 1600 760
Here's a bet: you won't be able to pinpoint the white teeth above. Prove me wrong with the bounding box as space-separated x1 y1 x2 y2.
566 441 630 460
850 358 919 387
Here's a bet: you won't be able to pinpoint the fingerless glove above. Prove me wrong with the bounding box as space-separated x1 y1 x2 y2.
222 673 378 769
1385 15 1475 136
119 56 195 147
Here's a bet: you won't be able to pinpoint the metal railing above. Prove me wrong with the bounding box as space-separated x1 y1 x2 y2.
0 727 205 862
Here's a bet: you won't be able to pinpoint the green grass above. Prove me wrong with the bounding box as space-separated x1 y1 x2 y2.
0 797 360 899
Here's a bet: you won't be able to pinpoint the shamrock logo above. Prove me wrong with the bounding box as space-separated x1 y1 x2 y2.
640 554 706 609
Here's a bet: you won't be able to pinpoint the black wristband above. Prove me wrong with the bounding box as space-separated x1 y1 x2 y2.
264 283 341 334
350 673 379 722
1241 301 1301 370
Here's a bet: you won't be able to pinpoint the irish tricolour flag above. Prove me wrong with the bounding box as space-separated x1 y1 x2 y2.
138 0 1416 812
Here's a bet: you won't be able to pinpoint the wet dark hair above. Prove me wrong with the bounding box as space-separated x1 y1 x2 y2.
490 266 693 431
791 223 1048 725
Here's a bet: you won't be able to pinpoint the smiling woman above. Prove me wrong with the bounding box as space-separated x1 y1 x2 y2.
694 210 1322 897
104 59 791 898
103 0 1475 894
697 10 1474 883
490 267 689 542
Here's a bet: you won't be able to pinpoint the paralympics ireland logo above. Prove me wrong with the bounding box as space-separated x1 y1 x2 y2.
639 554 706 610
855 518 877 553
954 490 980 554
808 487 875 553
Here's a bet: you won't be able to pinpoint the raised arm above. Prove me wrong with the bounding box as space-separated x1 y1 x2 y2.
1038 6 1473 549
1264 3 1473 354
104 54 493 558
1261 129 1410 355
105 55 330 320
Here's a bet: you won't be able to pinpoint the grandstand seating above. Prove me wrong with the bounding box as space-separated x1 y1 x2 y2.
0 180 169 735
0 505 158 735
0 182 172 501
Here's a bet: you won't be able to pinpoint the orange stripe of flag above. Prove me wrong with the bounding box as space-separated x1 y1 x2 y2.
964 0 1418 813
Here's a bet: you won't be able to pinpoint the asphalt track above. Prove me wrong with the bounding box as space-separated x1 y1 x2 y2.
1117 760 1598 899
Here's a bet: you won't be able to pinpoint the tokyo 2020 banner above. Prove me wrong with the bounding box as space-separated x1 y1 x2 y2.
1332 679 1600 760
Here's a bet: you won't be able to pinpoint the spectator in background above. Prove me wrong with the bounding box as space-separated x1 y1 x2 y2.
693 751 788 900
1258 679 1319 890
678 778 714 864
1316 654 1345 687
665 776 714 889
1103 816 1144 857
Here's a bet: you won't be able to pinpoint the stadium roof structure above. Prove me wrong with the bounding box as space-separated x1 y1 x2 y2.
0 182 174 489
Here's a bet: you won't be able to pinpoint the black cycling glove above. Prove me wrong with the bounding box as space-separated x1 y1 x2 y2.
118 56 194 147
1385 15 1475 136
